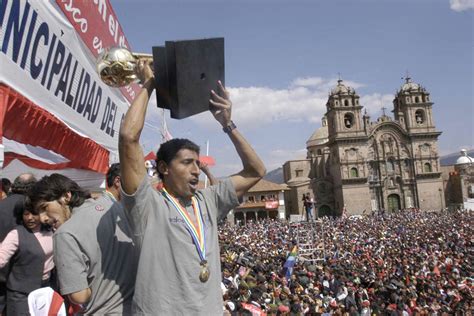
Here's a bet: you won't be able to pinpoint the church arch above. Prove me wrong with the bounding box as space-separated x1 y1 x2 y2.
387 194 401 212
424 162 432 173
318 205 332 217
350 167 359 178
415 109 425 124
344 113 354 128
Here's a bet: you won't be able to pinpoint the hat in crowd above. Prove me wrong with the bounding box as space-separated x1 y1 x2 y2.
362 300 370 307
224 301 235 311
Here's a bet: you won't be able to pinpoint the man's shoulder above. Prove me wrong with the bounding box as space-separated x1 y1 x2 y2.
74 198 112 215
0 194 24 208
56 199 107 233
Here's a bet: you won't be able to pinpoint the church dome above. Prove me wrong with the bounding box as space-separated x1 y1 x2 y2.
306 125 329 147
331 79 355 95
456 149 474 165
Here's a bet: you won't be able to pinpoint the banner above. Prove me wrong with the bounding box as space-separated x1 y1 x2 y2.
0 0 128 155
265 201 279 209
54 0 140 103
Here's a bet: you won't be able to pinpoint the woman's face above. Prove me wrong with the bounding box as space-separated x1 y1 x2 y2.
23 210 41 230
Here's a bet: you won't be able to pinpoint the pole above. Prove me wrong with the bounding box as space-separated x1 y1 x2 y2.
204 140 209 188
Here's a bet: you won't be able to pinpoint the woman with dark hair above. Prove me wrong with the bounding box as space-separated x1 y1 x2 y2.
0 207 54 315
1 178 11 200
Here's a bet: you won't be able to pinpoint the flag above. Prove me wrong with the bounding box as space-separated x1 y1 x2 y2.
284 246 298 280
161 117 173 143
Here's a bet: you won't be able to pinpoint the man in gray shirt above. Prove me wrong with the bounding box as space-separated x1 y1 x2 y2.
119 59 266 315
27 172 137 315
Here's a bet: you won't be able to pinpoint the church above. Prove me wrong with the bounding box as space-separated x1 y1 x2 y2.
283 77 444 216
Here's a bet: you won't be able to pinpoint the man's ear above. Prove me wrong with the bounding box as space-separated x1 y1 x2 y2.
157 161 169 178
60 191 72 205
113 176 121 189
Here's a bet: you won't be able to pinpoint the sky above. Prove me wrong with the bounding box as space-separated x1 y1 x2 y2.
111 0 474 178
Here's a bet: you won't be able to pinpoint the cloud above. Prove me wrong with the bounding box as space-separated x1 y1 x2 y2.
189 76 369 129
146 76 393 135
450 0 474 11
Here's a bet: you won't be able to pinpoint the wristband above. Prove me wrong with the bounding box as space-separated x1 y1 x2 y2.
223 121 237 134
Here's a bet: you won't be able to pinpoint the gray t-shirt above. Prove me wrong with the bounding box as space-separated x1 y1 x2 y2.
122 177 240 315
53 194 138 315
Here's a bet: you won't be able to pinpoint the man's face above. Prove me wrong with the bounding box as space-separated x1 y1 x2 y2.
38 199 71 229
161 149 201 199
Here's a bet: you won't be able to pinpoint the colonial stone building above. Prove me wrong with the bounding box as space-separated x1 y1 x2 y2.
284 77 445 216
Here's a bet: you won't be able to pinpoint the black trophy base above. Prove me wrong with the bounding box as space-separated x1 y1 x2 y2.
153 38 225 119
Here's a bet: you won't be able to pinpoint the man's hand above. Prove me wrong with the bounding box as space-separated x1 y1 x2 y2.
209 80 232 127
200 161 218 186
136 58 154 85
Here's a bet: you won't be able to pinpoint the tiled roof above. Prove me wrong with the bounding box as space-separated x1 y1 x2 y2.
247 179 288 193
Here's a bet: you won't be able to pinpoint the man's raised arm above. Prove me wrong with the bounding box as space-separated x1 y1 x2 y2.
209 81 266 198
119 60 155 194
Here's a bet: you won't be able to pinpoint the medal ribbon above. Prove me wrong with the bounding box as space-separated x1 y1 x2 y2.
161 188 206 262
104 190 116 202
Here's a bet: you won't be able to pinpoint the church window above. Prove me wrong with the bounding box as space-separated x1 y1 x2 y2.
424 163 432 173
415 96 420 103
344 113 354 128
344 99 349 106
404 159 410 168
415 110 424 124
425 96 429 102
296 170 303 177
350 167 359 178
317 149 322 155
319 183 327 193
355 99 359 105
335 100 339 106
387 159 395 172
406 97 410 103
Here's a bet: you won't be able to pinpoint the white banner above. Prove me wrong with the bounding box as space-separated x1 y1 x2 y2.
0 0 129 154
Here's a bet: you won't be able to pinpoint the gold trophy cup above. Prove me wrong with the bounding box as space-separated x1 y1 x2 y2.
96 47 152 87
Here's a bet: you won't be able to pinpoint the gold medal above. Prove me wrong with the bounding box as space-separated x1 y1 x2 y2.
199 261 210 282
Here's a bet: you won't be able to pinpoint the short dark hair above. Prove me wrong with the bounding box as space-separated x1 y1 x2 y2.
155 138 200 180
11 173 37 194
26 174 91 211
16 204 41 225
106 163 121 187
1 178 11 195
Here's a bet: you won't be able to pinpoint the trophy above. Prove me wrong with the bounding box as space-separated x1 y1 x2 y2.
97 38 225 119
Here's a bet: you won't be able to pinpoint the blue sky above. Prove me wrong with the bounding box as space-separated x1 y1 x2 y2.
111 0 473 178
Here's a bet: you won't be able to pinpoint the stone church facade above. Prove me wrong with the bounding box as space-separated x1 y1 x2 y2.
283 77 444 216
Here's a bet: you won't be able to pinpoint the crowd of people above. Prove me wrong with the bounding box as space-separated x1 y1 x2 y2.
218 210 473 315
1 171 473 315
